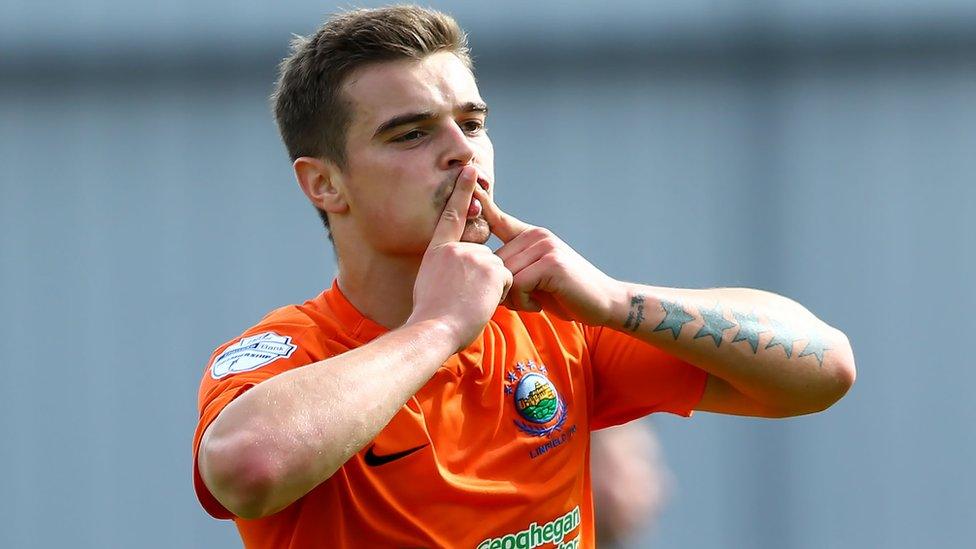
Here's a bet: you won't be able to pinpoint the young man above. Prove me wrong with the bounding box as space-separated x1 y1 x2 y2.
193 6 856 548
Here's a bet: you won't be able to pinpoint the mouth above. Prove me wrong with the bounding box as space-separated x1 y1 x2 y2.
467 196 482 219
467 176 490 219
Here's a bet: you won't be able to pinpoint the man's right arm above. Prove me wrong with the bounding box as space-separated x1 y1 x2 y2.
198 319 458 519
197 166 509 519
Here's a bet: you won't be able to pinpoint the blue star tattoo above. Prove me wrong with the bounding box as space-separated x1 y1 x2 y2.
654 300 695 340
798 333 831 367
764 318 801 358
694 304 736 347
731 311 767 353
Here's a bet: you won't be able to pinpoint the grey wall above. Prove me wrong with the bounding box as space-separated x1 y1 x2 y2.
2 1 973 547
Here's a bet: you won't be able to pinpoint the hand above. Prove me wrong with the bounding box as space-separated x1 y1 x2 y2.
407 166 514 352
474 185 621 326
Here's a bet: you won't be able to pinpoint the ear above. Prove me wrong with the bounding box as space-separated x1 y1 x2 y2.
293 156 349 214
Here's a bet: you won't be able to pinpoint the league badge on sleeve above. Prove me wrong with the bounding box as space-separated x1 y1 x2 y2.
210 331 297 379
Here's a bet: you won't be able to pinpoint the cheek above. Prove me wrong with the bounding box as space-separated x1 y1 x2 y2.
344 150 443 239
364 178 439 232
349 160 410 216
476 138 495 179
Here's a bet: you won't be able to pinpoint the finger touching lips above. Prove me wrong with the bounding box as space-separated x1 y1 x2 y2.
473 185 531 243
429 166 479 247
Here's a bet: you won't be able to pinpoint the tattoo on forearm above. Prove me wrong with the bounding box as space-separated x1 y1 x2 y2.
797 333 831 365
630 298 830 366
623 294 646 332
764 317 801 358
731 311 767 353
654 300 695 339
694 304 736 346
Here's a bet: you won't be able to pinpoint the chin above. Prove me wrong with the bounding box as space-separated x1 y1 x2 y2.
459 217 490 244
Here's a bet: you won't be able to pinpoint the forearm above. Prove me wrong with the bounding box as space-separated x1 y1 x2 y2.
199 319 457 518
607 282 856 415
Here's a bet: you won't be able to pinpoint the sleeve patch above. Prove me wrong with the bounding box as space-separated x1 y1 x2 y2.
210 331 298 379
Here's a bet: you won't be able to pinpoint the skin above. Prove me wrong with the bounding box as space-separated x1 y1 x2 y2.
482 198 856 417
293 52 496 329
198 51 857 519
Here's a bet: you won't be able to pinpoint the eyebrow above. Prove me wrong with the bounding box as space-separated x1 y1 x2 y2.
372 102 489 138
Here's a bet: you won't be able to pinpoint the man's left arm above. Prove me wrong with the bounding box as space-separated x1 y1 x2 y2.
604 284 856 417
475 187 856 418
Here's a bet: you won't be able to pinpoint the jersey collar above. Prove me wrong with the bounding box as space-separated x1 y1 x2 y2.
318 278 389 343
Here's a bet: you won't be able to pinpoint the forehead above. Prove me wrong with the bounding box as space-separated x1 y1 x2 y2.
342 52 483 134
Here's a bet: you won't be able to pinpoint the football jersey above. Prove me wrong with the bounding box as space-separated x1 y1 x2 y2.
193 280 707 548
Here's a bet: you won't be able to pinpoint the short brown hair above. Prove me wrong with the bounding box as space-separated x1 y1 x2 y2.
271 5 472 234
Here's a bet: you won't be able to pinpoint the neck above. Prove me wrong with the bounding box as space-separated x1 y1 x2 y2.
335 251 423 330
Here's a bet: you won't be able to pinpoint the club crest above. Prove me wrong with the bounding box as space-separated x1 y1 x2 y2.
506 360 568 437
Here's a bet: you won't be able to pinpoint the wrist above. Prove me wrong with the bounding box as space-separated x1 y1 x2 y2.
600 279 635 330
605 281 662 333
402 316 464 355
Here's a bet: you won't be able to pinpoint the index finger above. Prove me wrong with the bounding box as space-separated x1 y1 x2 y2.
474 185 532 243
429 165 479 248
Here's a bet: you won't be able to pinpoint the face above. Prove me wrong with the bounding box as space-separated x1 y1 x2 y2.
334 51 495 256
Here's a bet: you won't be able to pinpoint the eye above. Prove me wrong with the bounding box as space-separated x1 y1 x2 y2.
461 120 486 135
394 129 426 143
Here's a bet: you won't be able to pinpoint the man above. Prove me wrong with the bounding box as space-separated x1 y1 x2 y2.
193 6 856 548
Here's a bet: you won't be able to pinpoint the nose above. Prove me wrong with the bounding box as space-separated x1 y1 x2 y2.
439 122 476 170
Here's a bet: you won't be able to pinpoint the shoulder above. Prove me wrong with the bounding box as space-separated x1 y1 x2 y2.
206 296 344 378
236 291 347 344
252 302 321 334
225 301 322 349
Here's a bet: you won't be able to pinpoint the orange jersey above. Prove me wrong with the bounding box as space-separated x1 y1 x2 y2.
193 281 707 548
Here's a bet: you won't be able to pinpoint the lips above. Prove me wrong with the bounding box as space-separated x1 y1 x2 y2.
467 197 482 218
467 175 489 218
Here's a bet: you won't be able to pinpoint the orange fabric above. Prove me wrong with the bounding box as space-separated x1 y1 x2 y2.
192 280 707 548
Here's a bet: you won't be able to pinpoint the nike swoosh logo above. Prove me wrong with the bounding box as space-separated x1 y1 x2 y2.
363 443 429 467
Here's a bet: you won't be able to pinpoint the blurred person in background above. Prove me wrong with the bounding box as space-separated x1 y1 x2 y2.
591 421 672 548
192 5 855 547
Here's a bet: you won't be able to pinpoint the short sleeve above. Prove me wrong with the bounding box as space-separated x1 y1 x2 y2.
585 325 708 430
192 324 318 519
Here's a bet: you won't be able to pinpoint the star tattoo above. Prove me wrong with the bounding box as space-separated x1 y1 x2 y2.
764 317 801 358
654 300 695 340
798 333 831 367
694 304 736 347
731 311 768 353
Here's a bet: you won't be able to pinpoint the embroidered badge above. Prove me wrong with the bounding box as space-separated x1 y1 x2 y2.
210 331 297 379
507 360 568 437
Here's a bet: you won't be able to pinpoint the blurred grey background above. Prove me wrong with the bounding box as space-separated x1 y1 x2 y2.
2 0 973 547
